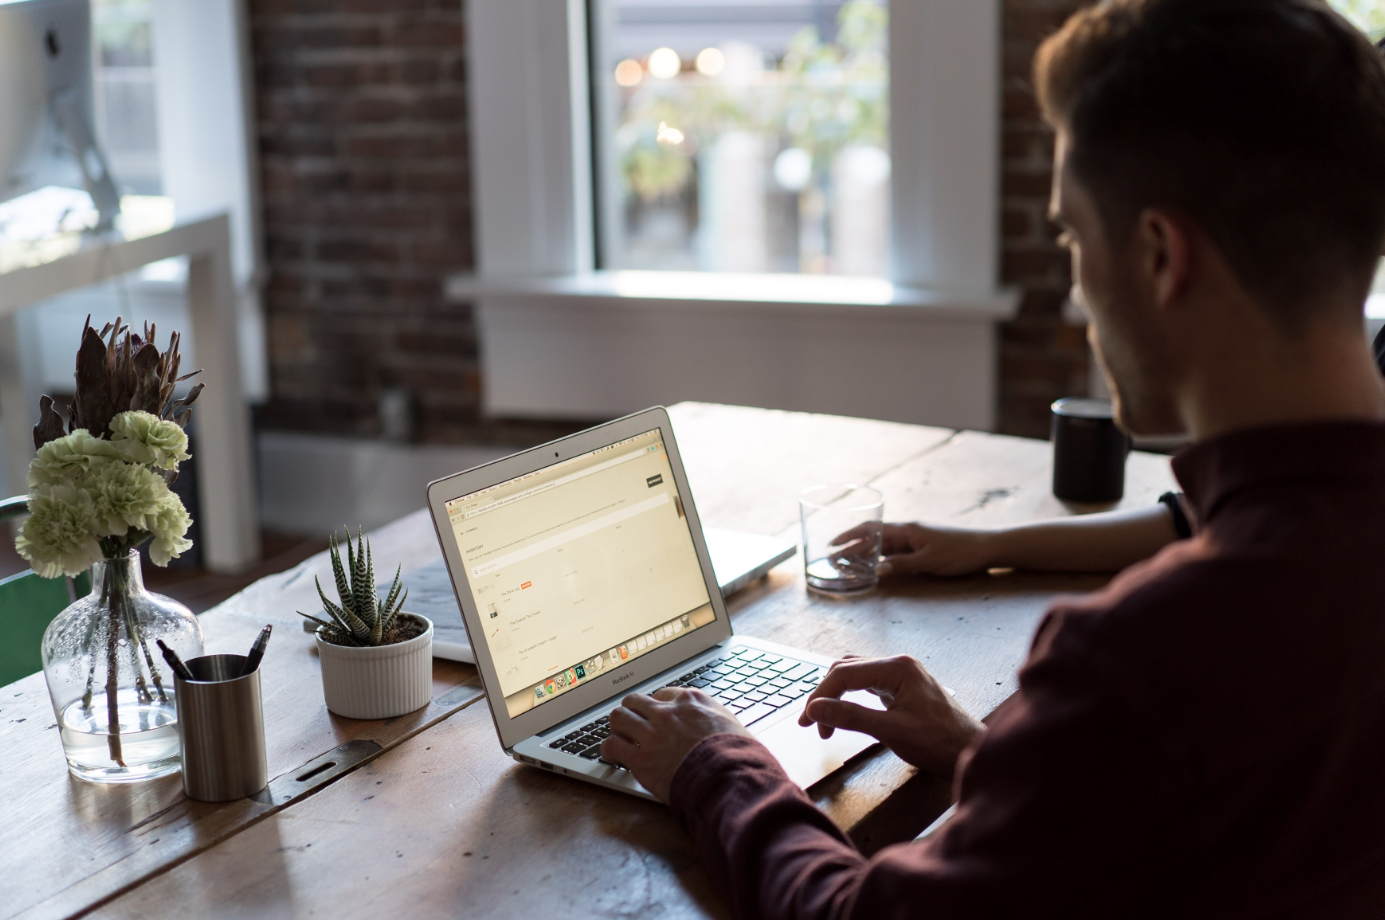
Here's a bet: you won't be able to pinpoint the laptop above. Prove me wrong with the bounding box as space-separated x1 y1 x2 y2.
425 406 880 799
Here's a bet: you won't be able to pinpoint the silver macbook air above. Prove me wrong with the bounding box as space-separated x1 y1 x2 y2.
425 406 879 799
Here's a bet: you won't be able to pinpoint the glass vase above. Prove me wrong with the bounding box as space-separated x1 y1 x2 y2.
41 551 203 783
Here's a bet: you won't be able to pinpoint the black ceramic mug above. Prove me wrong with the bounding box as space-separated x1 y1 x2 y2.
1051 398 1130 503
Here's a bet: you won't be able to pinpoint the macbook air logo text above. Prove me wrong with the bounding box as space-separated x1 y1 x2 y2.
612 671 634 685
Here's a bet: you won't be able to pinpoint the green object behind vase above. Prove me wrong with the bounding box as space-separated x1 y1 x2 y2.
0 570 91 687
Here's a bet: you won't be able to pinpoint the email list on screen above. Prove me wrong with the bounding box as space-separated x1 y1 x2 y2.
446 430 714 718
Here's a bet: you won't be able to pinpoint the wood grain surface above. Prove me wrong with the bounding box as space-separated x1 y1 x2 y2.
4 562 482 920
86 404 1178 919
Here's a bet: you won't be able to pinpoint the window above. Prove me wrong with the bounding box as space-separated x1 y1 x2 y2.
461 0 1011 430
92 0 162 196
590 0 890 276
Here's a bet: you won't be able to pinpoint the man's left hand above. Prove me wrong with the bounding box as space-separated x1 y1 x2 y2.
601 687 751 801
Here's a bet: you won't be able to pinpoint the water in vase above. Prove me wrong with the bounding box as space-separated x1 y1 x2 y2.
58 689 181 783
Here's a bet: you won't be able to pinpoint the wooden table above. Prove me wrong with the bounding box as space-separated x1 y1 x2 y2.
1 403 1177 919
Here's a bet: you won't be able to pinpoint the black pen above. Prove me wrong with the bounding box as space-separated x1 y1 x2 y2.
157 640 195 681
240 625 272 677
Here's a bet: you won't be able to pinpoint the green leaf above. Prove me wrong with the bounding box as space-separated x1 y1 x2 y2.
329 532 353 613
381 564 403 616
317 575 368 640
382 586 407 638
363 539 380 641
319 625 353 647
297 611 336 633
344 529 359 614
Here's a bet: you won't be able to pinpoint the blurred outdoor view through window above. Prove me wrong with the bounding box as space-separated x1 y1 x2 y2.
92 0 161 196
592 0 889 277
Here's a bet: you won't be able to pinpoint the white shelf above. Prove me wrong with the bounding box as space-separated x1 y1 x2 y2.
446 270 1019 321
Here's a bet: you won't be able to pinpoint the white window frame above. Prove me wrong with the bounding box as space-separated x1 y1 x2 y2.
457 0 1017 430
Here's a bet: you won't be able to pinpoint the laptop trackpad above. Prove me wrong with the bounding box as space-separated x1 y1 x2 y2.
757 690 884 790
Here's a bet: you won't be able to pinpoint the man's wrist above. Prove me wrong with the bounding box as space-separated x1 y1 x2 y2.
972 527 1010 570
668 733 783 819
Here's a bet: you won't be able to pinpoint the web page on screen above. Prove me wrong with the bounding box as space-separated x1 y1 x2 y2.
446 429 714 718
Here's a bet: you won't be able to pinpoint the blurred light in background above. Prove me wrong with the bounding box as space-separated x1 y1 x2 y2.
695 47 725 76
656 121 685 147
647 47 682 79
772 147 811 192
614 58 644 87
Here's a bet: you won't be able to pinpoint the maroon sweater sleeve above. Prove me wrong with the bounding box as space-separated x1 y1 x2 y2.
668 609 1177 920
669 733 870 920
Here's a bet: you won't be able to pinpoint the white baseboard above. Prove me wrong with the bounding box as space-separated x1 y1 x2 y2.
257 432 509 536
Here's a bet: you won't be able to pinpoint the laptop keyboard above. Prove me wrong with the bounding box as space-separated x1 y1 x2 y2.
543 647 823 770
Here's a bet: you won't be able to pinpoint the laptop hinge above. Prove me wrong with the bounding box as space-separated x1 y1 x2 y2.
534 641 739 741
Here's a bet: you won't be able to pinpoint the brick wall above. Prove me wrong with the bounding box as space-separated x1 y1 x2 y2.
249 0 1092 443
248 0 567 445
998 0 1094 438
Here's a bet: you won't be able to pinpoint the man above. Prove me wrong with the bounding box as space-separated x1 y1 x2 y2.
599 1 1385 916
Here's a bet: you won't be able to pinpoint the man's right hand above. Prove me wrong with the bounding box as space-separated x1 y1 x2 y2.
799 655 984 778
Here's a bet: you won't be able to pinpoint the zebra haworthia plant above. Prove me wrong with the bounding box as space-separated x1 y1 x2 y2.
299 528 410 647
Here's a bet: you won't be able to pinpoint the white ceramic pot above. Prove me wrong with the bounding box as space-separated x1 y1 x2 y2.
315 614 434 719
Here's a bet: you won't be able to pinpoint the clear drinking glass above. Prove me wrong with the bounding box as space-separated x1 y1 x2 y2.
41 551 203 783
799 484 884 594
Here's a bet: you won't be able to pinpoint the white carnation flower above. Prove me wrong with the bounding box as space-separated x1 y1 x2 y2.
15 483 104 579
83 460 169 536
146 493 193 566
110 410 190 470
27 429 121 489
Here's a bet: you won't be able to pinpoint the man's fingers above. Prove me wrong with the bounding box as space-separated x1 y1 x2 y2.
830 522 875 547
650 686 681 702
608 702 651 741
805 697 891 739
600 734 639 768
812 656 910 706
620 693 660 716
877 550 929 578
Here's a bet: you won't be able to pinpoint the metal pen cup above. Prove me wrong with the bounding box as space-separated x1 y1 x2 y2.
175 654 268 802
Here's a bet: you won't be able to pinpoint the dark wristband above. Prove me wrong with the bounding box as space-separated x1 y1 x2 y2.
1158 491 1193 540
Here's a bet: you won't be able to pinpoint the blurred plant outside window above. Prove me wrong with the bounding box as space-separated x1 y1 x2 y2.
592 0 890 277
92 0 162 196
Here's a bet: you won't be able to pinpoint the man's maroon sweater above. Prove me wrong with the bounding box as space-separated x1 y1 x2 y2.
669 422 1385 919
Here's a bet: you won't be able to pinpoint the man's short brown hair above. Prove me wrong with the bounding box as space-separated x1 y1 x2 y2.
1036 0 1385 322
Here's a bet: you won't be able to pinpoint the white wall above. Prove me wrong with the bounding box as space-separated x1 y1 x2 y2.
257 433 509 535
151 0 266 399
479 299 998 430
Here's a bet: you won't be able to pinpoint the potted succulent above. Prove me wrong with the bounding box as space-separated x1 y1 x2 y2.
299 529 433 719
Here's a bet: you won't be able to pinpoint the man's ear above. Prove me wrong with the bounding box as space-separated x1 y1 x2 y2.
1134 209 1192 310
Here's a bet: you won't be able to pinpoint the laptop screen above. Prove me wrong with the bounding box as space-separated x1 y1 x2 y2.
444 429 715 718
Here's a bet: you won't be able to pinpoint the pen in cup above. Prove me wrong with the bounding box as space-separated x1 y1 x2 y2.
157 639 195 681
240 625 272 677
